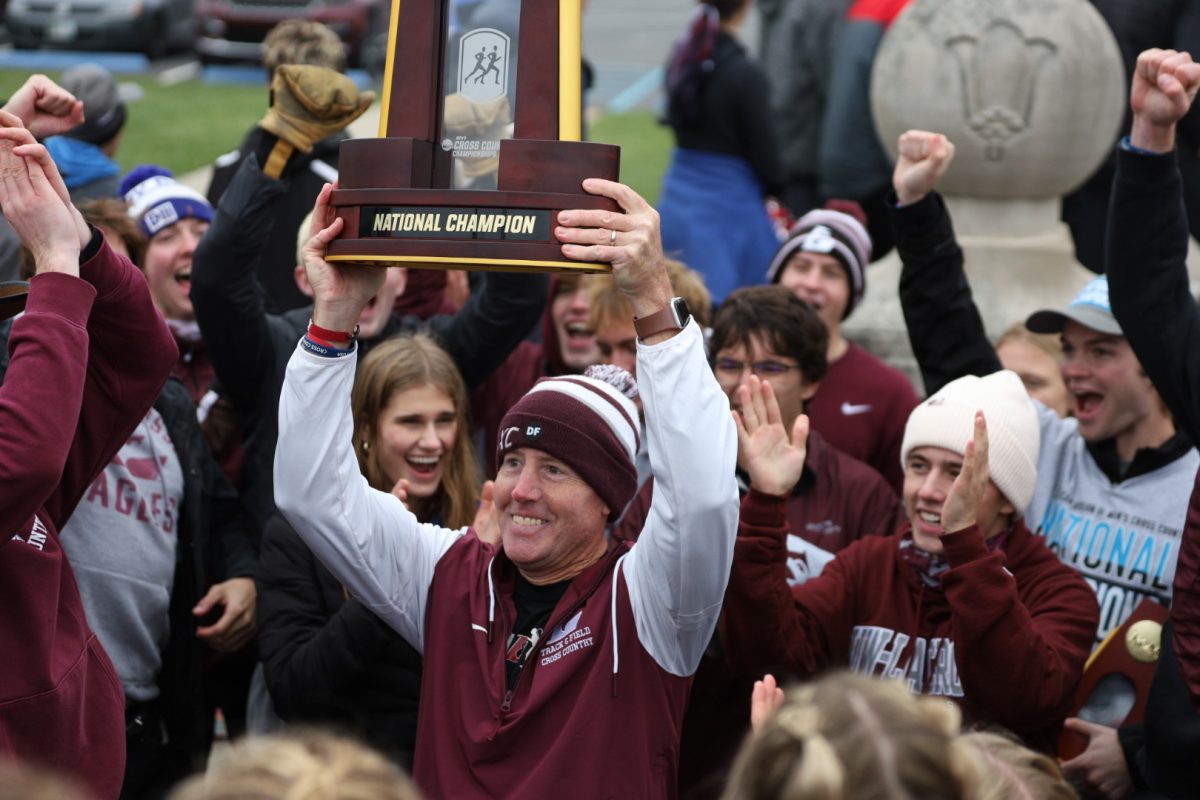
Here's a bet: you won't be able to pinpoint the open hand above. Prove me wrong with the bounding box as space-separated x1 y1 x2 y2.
1130 49 1200 152
893 130 956 207
750 673 785 732
733 376 809 497
194 577 257 653
472 480 499 545
0 114 89 274
390 477 410 507
940 411 989 535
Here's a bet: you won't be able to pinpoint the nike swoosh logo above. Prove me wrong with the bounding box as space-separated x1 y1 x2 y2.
841 402 873 416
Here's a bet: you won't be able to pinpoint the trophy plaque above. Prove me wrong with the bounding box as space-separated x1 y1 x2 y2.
1057 599 1169 760
327 0 619 273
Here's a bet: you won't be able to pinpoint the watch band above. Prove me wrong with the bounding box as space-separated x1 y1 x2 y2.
634 298 688 340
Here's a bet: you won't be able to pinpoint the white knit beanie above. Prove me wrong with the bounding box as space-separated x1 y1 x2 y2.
900 371 1040 512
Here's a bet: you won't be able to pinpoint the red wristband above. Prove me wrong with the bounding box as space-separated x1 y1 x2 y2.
308 320 357 344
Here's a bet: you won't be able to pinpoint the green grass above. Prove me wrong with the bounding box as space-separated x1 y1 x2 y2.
0 69 267 176
588 109 672 205
0 69 673 198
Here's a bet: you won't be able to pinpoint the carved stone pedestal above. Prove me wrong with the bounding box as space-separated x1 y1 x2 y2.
845 0 1126 385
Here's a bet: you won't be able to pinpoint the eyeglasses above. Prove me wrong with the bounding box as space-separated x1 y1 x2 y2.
713 358 801 377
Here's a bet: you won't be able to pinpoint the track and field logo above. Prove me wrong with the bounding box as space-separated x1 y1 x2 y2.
459 28 510 104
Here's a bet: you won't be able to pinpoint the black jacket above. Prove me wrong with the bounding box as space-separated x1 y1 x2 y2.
1106 145 1200 799
207 127 346 314
190 154 548 530
155 377 259 775
891 190 1192 484
256 514 421 767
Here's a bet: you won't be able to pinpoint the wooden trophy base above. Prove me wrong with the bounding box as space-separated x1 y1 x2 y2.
328 137 621 273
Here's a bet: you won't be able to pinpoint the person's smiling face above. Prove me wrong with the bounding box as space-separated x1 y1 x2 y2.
494 448 609 584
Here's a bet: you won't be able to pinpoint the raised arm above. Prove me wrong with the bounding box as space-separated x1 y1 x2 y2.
1106 48 1200 751
938 414 1096 732
555 180 739 676
0 116 174 531
273 184 462 651
423 269 548 391
718 377 848 676
190 154 290 417
1109 49 1200 443
891 131 1002 394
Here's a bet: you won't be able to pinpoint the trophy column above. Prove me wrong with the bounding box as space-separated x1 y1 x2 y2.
329 0 620 273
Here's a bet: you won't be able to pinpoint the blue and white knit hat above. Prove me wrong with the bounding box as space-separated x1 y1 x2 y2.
119 165 213 238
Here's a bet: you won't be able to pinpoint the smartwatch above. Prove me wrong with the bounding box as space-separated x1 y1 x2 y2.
634 297 691 341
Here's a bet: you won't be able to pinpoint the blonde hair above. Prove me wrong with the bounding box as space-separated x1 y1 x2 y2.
958 731 1077 800
996 322 1063 363
296 209 315 268
0 760 90 800
723 672 969 800
262 20 346 75
587 257 712 331
352 334 481 528
169 730 420 800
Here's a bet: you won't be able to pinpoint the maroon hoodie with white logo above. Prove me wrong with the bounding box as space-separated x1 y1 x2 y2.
723 490 1098 753
0 238 176 799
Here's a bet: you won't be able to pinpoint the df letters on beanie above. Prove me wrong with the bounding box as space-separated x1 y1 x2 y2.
497 365 640 520
900 371 1040 512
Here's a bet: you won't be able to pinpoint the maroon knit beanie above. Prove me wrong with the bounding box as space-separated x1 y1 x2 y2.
764 207 873 319
496 365 640 519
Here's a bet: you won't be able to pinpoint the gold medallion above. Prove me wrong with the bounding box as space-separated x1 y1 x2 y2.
1125 620 1163 663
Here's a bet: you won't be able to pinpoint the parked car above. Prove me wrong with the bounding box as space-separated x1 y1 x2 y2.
4 0 195 58
195 0 389 71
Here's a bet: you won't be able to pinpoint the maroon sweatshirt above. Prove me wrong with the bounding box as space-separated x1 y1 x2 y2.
0 240 177 799
414 536 693 799
722 491 1099 753
805 341 919 495
611 432 901 797
613 429 902 555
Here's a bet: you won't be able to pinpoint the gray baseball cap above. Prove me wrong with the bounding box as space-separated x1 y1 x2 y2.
60 64 137 145
1025 275 1123 337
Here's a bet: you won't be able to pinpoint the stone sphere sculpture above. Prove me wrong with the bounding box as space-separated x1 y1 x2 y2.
871 0 1124 199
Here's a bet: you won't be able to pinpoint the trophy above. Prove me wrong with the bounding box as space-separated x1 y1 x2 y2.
327 0 619 273
1057 598 1169 760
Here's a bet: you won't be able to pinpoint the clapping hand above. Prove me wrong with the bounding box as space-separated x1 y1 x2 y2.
750 673 785 732
940 411 989 535
0 112 89 275
733 376 809 497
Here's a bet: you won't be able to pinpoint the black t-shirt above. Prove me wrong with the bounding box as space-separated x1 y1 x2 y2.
505 573 571 689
